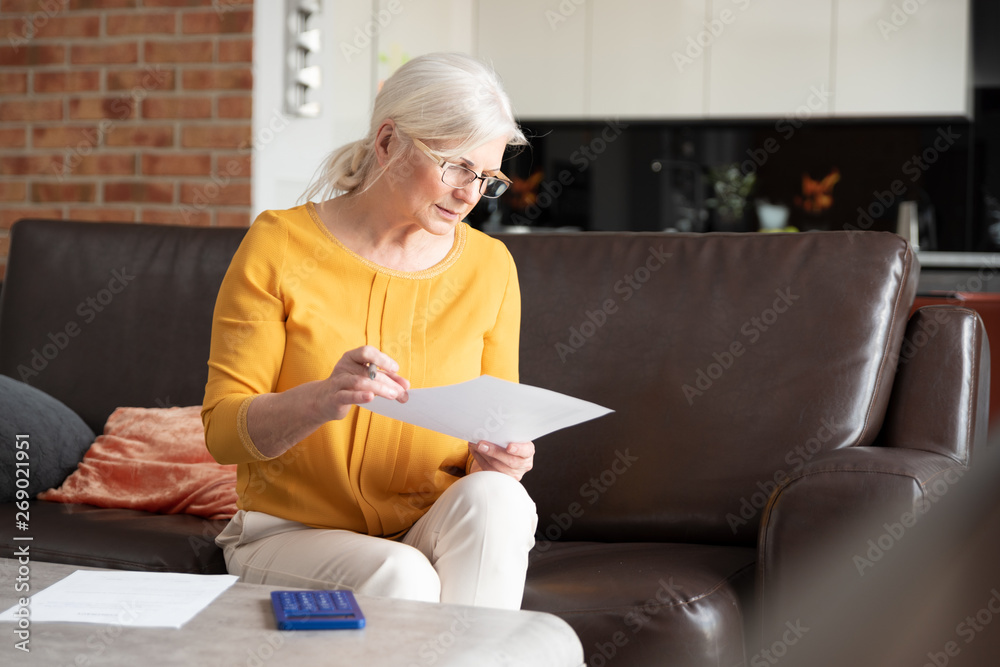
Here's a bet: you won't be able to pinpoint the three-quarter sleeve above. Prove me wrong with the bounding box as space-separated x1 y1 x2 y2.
202 211 290 464
481 247 521 384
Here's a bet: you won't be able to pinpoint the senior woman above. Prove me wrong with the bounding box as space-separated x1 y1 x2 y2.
202 53 537 610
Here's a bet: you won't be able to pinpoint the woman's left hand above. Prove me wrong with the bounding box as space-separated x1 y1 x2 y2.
468 440 534 481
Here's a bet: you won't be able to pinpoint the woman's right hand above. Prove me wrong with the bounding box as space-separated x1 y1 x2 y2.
316 345 410 421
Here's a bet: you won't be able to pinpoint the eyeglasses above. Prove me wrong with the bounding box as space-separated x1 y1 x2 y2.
411 138 512 199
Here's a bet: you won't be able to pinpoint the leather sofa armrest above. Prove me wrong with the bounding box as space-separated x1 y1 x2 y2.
879 305 989 464
754 306 988 648
756 446 966 643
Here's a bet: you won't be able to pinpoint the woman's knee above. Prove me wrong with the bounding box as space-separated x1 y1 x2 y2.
357 544 441 603
457 471 536 517
447 472 538 548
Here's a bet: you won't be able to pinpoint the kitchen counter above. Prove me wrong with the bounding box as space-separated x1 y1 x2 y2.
916 251 1000 269
915 251 1000 294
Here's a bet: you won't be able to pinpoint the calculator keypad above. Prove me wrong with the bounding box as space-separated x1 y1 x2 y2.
280 591 352 616
271 590 365 629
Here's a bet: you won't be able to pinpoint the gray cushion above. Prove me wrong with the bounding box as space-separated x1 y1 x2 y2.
0 375 96 501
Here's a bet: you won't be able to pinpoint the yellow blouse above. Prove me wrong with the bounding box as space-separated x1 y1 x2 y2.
202 203 520 537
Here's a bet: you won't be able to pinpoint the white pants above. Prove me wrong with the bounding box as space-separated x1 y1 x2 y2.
216 471 538 610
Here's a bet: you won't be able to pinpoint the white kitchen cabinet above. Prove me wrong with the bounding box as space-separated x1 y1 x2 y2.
707 0 833 118
834 0 970 116
454 1 969 120
477 0 588 118
373 0 475 86
589 0 707 118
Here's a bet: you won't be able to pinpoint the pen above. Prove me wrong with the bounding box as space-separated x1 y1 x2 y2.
366 363 378 380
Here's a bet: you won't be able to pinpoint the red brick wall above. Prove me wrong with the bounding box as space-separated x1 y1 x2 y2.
0 0 255 279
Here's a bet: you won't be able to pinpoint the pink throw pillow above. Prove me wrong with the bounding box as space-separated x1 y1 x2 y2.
39 405 237 520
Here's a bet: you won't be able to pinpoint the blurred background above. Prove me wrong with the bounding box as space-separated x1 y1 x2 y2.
1 0 997 267
466 0 997 252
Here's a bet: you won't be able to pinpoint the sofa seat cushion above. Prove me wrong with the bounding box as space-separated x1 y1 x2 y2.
523 541 756 667
0 500 228 574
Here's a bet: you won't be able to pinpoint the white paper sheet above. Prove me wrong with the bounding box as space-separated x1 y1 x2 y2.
0 570 238 629
365 375 613 447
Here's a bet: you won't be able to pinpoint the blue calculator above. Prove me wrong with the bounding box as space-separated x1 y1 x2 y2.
270 590 366 630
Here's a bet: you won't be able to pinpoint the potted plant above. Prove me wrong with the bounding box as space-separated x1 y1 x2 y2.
706 163 756 231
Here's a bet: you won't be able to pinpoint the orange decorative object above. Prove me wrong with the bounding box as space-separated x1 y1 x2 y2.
794 167 841 214
505 170 545 211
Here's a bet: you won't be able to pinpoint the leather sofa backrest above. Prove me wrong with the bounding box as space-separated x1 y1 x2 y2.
0 219 246 434
500 230 918 546
0 221 917 547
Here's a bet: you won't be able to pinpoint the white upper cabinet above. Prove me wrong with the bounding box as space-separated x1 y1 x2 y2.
374 0 476 85
834 0 970 116
707 0 833 118
468 1 971 119
589 0 707 118
477 0 588 118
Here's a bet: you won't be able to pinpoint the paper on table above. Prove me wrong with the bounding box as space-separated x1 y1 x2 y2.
365 375 613 447
0 570 238 629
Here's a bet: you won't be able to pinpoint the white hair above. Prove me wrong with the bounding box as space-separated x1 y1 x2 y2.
302 52 527 202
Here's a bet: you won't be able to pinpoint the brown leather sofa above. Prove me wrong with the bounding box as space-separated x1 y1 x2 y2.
0 219 989 667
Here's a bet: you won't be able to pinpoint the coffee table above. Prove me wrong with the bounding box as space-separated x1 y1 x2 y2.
0 558 584 666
